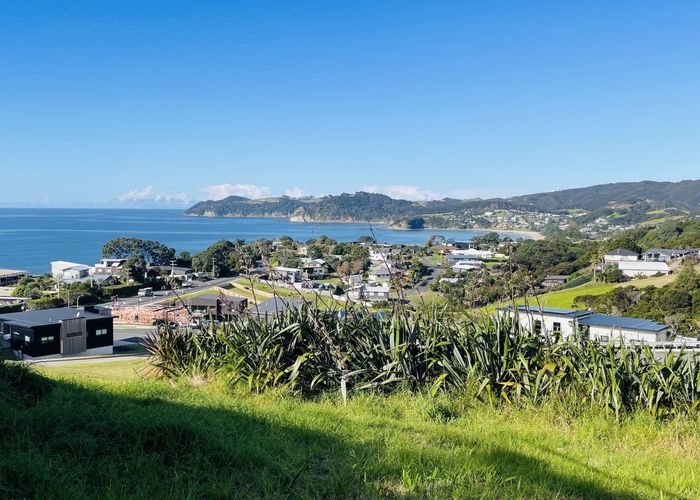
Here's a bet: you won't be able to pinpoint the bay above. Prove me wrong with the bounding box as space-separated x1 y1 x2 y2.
0 208 528 273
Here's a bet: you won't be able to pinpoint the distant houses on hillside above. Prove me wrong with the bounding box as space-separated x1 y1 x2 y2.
602 247 698 278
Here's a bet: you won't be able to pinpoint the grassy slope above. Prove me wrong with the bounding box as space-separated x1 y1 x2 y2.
5 360 695 498
512 264 700 310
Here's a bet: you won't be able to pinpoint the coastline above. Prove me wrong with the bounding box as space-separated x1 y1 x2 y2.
185 213 544 240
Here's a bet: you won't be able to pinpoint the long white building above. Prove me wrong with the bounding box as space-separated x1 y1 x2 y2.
502 305 669 344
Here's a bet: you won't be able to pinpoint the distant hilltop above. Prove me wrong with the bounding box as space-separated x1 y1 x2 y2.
183 179 700 226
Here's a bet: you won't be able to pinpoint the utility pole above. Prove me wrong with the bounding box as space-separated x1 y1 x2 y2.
212 258 216 278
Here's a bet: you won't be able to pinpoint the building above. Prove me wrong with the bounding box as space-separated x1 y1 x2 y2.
51 261 93 283
270 266 302 283
369 265 392 281
603 249 639 265
541 275 569 288
249 297 302 319
617 260 671 277
301 259 327 279
188 294 248 319
93 258 127 277
364 284 390 301
643 248 693 262
0 306 114 359
502 305 668 344
343 274 363 286
0 269 28 286
451 261 484 273
452 248 494 260
147 264 193 280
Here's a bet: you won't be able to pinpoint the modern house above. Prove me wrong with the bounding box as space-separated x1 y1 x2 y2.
603 249 639 265
147 264 193 280
93 258 127 277
502 305 669 344
0 269 27 286
617 260 671 277
188 294 248 320
0 306 114 359
541 275 569 288
270 266 302 283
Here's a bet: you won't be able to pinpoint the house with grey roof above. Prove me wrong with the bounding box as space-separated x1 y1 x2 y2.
249 297 302 319
0 306 114 359
501 305 668 344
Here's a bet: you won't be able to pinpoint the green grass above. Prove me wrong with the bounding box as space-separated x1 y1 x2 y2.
408 291 448 307
5 360 695 498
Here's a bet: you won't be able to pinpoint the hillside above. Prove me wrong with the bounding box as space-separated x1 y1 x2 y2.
0 359 695 498
184 179 700 224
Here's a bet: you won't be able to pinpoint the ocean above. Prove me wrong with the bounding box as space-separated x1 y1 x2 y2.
0 208 528 273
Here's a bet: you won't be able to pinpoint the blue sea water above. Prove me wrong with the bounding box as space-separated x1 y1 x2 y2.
0 209 528 273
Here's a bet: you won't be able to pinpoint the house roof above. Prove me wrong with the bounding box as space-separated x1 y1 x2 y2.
579 314 668 333
189 294 247 306
605 248 638 257
506 305 591 318
0 269 27 278
0 307 113 327
250 297 302 316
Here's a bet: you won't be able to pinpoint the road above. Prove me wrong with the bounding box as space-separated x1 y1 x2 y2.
98 277 236 308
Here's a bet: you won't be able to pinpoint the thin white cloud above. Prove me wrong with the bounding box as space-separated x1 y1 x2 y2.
115 186 190 205
284 187 306 198
361 185 443 201
206 183 271 200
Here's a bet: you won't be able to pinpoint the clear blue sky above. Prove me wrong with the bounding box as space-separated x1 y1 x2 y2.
1 1 698 207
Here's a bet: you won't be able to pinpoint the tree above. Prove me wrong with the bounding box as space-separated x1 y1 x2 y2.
192 240 240 277
102 238 175 265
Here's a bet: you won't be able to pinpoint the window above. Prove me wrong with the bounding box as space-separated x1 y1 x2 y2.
600 335 609 342
41 336 55 344
24 335 31 344
553 322 562 333
534 320 542 334
95 328 108 336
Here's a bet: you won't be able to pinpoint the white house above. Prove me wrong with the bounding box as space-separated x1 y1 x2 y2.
603 249 639 265
451 261 484 273
502 305 668 344
449 248 494 261
617 260 670 277
51 261 92 280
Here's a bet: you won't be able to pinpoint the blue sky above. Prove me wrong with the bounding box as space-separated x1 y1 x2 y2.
1 1 698 207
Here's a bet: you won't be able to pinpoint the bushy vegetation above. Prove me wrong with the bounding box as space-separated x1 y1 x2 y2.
145 305 700 418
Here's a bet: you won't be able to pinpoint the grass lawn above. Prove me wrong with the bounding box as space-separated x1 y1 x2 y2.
8 359 696 498
36 358 147 383
408 291 448 307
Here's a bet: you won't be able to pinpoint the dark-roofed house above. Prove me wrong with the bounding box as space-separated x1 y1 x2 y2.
188 294 248 320
501 305 668 344
0 269 27 286
0 306 114 359
603 248 639 265
541 275 569 288
249 297 302 319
